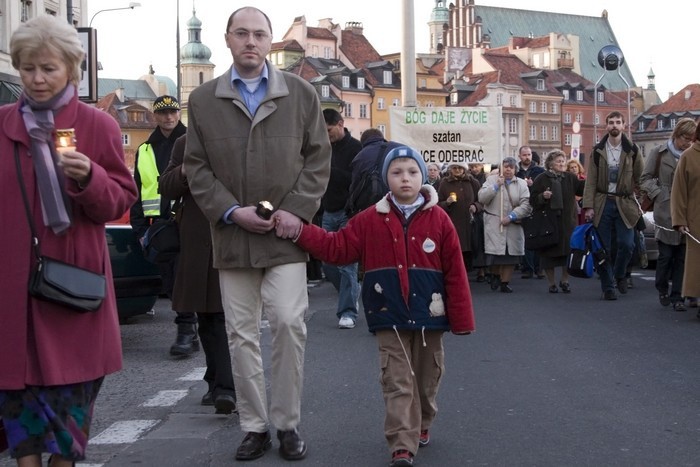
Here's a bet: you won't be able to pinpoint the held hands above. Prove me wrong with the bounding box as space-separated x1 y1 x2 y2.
496 176 505 187
57 150 92 187
447 194 457 204
500 216 511 226
272 210 302 239
678 225 690 234
469 204 477 214
230 206 276 234
543 188 552 200
584 208 595 222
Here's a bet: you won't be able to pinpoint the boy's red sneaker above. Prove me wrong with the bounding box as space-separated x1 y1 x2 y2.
419 429 430 447
389 449 414 466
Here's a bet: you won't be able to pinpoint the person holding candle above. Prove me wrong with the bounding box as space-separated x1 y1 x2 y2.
437 161 482 275
0 15 137 466
184 7 330 461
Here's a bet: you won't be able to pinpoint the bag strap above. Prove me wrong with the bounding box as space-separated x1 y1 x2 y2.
373 143 389 170
652 152 662 179
14 142 42 261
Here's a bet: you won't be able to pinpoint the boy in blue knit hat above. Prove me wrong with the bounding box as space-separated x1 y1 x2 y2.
288 146 475 467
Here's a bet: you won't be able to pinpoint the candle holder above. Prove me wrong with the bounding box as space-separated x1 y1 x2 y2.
55 128 76 155
256 201 274 220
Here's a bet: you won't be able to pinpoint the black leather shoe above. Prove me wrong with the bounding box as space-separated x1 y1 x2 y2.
201 391 214 406
235 431 271 460
214 394 237 414
500 283 513 293
169 328 200 357
277 428 307 460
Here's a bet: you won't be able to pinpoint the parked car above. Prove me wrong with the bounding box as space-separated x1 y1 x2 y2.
642 211 659 266
106 224 162 321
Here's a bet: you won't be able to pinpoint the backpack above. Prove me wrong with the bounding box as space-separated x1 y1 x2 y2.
345 143 389 217
567 223 607 278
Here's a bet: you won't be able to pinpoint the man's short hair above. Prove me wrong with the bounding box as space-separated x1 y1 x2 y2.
360 128 384 146
605 111 625 124
323 108 343 126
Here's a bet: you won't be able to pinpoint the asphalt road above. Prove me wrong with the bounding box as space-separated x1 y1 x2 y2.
2 267 699 467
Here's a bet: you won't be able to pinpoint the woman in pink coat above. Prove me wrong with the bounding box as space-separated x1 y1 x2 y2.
0 16 137 467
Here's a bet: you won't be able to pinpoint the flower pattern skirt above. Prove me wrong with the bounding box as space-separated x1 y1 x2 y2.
0 377 103 460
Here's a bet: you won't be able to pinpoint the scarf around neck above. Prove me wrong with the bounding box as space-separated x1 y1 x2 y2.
667 139 683 160
19 83 75 234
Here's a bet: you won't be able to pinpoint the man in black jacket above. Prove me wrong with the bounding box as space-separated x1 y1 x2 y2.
130 95 196 357
321 109 362 329
516 145 545 279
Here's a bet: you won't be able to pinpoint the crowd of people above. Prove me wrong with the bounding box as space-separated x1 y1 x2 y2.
1 9 699 467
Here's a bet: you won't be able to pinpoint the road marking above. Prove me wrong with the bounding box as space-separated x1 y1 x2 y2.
76 464 103 467
141 390 189 407
178 367 206 381
90 420 159 444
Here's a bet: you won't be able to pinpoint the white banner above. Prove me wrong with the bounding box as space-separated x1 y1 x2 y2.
389 107 503 165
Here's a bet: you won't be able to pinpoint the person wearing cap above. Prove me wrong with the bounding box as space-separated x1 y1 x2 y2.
130 94 197 357
437 161 482 275
292 146 475 467
184 7 330 462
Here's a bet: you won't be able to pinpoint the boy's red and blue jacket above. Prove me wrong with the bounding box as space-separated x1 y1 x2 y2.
296 185 475 334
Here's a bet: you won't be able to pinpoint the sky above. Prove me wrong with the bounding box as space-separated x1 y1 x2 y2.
87 0 694 101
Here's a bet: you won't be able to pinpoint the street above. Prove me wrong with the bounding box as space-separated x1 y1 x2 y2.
1 268 698 467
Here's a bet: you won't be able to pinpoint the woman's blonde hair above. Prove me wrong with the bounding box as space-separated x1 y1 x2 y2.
10 15 85 85
566 158 585 174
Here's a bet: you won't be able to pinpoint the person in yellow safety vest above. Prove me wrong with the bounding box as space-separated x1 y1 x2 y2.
129 95 196 357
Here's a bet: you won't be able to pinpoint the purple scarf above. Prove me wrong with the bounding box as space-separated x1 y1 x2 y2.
19 84 75 234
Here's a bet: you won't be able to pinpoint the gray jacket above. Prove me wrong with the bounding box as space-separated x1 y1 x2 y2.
640 142 684 245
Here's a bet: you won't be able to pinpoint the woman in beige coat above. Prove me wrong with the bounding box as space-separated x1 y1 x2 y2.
478 157 532 292
671 121 700 319
642 118 696 311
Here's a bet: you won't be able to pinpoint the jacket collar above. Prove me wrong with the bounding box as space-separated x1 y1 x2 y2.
376 184 439 214
594 132 635 154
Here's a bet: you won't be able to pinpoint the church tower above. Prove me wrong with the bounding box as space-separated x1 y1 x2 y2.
180 7 214 106
428 0 449 54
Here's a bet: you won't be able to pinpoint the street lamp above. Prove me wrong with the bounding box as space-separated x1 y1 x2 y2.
593 45 632 141
89 2 141 27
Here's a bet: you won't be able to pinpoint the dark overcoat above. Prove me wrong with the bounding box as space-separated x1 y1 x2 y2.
530 170 584 258
159 135 223 314
437 175 481 252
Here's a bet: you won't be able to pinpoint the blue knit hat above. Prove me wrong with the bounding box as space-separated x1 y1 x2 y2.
381 146 428 186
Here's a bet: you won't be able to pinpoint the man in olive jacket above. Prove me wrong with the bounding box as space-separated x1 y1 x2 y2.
582 111 643 300
184 7 330 462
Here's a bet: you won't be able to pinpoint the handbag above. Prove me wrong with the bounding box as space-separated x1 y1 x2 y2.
640 152 662 212
143 215 180 264
15 143 106 313
521 208 559 250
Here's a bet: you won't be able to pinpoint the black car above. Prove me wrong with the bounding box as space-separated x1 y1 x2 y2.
106 224 162 321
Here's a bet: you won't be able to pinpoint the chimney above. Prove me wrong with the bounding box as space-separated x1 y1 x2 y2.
685 90 691 100
344 21 363 35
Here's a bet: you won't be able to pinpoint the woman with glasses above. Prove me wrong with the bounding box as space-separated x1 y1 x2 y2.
644 118 697 311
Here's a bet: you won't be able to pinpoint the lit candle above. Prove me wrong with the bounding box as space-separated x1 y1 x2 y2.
55 128 76 155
